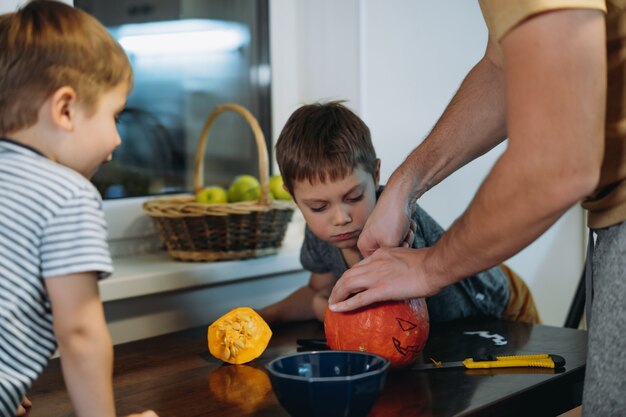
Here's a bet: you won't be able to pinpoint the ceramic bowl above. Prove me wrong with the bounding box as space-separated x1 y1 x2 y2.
265 350 390 417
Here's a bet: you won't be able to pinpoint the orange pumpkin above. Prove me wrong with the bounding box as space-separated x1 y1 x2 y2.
208 307 272 364
324 299 429 369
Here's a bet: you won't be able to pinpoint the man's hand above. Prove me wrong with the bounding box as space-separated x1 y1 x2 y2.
357 178 416 257
328 246 442 311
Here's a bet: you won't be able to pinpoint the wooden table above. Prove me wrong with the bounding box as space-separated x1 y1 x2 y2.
29 319 587 417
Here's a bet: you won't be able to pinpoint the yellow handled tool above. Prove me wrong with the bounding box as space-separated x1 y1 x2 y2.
413 353 566 370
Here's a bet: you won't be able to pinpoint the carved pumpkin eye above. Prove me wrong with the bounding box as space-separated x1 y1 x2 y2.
397 317 417 331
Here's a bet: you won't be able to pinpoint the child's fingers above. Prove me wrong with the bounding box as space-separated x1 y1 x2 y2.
15 396 32 417
126 411 159 417
401 220 416 247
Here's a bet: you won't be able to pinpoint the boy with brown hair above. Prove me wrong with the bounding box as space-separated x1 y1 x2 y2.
260 101 539 326
0 1 156 416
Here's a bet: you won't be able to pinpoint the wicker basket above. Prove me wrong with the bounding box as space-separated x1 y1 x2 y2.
143 103 295 261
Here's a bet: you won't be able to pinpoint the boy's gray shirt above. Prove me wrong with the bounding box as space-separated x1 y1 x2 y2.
300 197 510 323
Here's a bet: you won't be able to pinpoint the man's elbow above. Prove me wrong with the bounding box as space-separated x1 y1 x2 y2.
557 161 601 207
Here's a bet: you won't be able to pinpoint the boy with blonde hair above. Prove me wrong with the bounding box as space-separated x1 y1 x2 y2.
0 1 156 416
260 102 539 325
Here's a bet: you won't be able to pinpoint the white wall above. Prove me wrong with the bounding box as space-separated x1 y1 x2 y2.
0 0 21 13
271 0 585 326
0 0 72 13
270 0 362 156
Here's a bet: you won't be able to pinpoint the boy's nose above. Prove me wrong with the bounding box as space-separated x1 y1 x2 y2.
332 206 352 226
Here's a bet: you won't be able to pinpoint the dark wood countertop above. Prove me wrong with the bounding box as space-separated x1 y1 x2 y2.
28 318 587 417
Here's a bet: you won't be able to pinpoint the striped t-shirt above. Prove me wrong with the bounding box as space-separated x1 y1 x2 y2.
0 138 113 415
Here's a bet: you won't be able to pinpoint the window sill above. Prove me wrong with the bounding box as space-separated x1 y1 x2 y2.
100 214 306 302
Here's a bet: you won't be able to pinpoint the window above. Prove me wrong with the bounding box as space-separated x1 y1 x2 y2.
73 0 271 253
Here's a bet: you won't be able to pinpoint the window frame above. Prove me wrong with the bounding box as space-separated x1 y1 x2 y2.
103 0 272 249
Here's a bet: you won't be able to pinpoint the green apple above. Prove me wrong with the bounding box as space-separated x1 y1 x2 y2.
227 175 261 202
196 186 228 204
269 175 292 200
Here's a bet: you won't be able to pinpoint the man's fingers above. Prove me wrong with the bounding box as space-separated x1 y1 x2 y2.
328 266 364 305
329 260 384 310
329 289 374 312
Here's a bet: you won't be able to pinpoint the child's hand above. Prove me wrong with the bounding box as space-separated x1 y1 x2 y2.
312 291 330 322
15 396 32 417
126 411 158 417
401 219 417 248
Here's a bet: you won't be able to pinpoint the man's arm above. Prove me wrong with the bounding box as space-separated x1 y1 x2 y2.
331 8 606 310
432 8 606 283
357 36 508 257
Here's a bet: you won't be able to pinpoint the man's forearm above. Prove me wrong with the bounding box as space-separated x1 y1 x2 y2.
425 150 581 289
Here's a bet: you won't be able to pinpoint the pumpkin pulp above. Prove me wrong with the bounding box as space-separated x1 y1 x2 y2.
208 307 272 364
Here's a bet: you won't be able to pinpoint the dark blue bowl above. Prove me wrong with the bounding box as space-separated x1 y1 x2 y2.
265 350 390 417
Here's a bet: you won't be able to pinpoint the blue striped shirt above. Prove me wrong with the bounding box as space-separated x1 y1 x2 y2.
0 138 112 415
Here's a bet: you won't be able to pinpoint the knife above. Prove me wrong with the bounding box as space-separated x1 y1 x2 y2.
296 338 329 350
412 353 566 370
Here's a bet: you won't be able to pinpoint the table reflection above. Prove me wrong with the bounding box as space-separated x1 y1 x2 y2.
207 364 273 413
369 371 433 417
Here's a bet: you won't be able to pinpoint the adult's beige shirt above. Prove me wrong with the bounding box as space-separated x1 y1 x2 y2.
479 0 626 229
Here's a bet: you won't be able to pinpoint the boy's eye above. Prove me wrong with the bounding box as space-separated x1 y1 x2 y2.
310 206 326 213
347 194 364 203
114 109 126 124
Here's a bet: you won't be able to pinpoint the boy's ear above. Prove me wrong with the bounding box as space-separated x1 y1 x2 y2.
49 86 79 132
374 159 381 187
